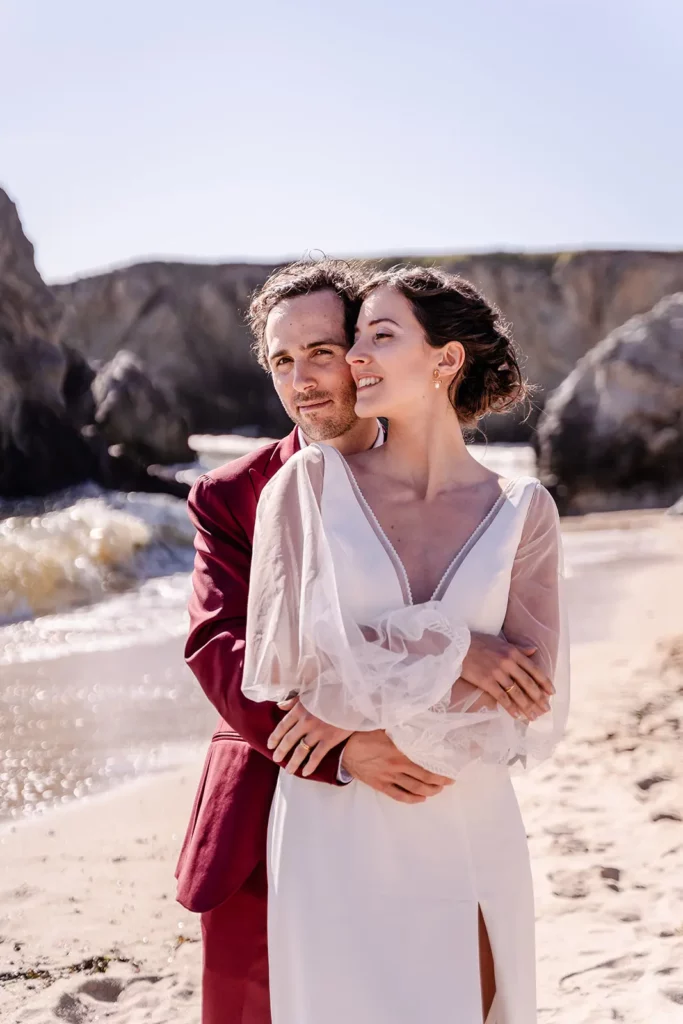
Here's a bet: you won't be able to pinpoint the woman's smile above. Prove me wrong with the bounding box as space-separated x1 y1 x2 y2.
356 375 383 391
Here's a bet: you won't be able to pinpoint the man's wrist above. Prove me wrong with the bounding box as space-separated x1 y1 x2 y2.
337 739 354 784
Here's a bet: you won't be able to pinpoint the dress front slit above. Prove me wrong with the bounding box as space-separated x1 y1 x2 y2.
479 904 496 1022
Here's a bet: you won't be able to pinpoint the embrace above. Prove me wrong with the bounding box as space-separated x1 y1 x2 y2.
176 260 570 1024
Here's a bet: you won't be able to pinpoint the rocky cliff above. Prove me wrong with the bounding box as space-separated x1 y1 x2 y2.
53 259 290 449
0 190 62 339
3 183 683 504
53 249 683 443
0 191 189 500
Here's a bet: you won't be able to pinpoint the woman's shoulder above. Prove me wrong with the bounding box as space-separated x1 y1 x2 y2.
502 476 559 521
524 478 558 512
259 443 327 507
504 474 551 497
500 474 540 500
508 477 561 538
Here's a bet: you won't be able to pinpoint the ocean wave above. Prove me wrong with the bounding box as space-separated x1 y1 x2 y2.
0 485 195 623
0 572 192 665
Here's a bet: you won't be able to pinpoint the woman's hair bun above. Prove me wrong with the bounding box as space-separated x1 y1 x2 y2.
359 265 528 425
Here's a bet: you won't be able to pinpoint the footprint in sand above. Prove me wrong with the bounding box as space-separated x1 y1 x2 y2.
16 974 192 1024
77 976 129 1002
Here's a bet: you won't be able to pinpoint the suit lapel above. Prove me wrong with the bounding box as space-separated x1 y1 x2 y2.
248 428 300 503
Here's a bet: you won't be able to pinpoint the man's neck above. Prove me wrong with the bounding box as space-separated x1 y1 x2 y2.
300 417 379 456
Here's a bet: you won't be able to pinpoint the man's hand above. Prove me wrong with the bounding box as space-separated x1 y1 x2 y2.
268 698 352 777
341 731 453 804
461 633 554 721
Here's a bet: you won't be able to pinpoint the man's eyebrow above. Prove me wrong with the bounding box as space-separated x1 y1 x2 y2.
267 338 346 362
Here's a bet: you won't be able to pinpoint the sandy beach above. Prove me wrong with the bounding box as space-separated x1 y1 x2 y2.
2 512 682 1024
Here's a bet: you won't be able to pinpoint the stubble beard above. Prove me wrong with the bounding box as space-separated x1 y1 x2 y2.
290 382 360 443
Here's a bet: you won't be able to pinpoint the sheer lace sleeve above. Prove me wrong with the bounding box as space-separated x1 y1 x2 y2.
387 482 569 777
501 482 570 763
242 446 471 732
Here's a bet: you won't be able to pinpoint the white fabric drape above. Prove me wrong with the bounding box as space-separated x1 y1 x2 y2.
242 445 569 778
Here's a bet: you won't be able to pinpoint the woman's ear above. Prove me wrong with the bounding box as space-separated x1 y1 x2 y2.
436 341 465 378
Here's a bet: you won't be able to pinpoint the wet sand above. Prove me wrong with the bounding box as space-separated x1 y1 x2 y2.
0 636 214 821
1 512 682 1023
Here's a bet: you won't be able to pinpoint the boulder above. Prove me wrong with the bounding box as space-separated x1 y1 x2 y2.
536 293 683 514
0 192 189 500
92 349 192 464
61 342 97 428
54 262 292 445
0 278 94 497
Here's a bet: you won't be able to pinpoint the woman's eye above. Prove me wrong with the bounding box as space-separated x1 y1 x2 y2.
374 332 392 342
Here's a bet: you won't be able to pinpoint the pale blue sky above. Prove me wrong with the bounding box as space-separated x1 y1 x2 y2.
2 0 681 282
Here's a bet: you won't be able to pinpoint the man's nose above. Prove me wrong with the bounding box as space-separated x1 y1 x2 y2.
291 360 317 390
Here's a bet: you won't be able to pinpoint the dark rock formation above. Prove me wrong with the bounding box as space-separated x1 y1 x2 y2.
0 189 62 339
0 192 189 501
5 183 683 497
92 349 192 464
536 293 683 514
0 277 90 496
0 281 190 500
61 342 97 429
54 263 291 444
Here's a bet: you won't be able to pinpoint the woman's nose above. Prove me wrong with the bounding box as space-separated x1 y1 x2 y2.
345 340 369 365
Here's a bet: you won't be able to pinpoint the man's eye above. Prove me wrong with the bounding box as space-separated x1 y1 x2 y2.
313 348 333 357
274 357 291 369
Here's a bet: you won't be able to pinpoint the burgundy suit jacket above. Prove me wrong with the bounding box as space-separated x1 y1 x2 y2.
176 428 345 913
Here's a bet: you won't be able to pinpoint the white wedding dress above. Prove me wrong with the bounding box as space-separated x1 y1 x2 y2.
243 444 569 1024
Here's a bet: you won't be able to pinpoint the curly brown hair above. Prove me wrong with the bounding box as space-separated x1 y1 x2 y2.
359 265 528 425
248 259 366 370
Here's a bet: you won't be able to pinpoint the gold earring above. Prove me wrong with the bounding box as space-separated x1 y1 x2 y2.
433 369 441 390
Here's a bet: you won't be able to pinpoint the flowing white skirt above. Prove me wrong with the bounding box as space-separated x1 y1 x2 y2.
267 763 536 1024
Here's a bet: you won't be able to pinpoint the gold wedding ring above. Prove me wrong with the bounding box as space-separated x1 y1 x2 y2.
299 740 312 752
503 683 517 694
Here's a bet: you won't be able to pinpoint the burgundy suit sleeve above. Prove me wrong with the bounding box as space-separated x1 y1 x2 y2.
184 474 343 786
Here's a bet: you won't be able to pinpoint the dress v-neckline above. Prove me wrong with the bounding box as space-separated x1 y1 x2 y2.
328 446 516 607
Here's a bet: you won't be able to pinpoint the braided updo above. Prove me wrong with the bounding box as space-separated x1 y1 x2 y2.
358 266 527 425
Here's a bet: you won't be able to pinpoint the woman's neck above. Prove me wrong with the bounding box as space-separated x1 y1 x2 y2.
383 406 487 499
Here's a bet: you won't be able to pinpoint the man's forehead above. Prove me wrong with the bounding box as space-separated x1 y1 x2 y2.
265 290 348 351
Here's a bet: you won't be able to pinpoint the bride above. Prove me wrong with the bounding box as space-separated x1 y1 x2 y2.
242 265 569 1024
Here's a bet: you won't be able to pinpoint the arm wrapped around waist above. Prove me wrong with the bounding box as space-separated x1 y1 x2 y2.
242 448 569 780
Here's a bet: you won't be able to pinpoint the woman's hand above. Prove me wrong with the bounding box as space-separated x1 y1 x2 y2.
267 698 353 777
460 632 553 721
451 676 498 712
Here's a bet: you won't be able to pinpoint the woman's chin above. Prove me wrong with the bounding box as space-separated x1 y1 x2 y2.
355 400 381 419
354 391 385 418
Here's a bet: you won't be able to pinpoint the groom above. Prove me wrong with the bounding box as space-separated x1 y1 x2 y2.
177 259 551 1024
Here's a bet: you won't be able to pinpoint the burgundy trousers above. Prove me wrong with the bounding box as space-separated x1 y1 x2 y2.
201 861 271 1024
